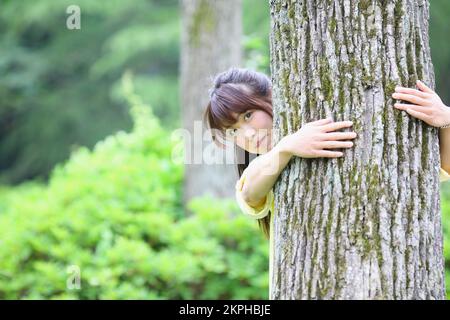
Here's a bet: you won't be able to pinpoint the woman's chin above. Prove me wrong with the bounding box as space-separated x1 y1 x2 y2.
255 147 270 154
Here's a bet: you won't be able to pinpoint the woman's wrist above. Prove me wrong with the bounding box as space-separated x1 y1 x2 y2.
271 142 293 174
273 137 292 157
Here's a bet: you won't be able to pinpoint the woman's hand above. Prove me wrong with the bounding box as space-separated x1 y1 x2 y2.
392 80 450 127
277 118 356 158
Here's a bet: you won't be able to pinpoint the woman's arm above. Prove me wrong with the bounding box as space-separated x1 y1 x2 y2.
392 80 450 171
439 128 450 173
241 118 356 206
240 144 292 207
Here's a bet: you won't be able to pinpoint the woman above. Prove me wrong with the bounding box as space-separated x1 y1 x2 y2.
204 68 450 240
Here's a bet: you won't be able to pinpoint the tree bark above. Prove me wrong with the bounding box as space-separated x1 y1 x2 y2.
269 0 445 299
180 0 242 204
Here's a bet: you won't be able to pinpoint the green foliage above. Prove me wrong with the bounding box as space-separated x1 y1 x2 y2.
0 78 269 299
0 0 273 184
0 0 180 184
440 186 450 299
242 0 270 73
430 0 450 104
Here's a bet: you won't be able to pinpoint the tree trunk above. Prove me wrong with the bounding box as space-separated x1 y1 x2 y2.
180 0 242 204
269 0 445 299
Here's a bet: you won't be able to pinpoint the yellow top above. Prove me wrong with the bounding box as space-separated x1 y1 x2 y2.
235 167 450 298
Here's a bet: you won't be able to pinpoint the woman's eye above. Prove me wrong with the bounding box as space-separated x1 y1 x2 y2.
244 112 252 121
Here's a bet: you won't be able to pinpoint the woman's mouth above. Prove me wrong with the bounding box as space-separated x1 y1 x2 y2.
257 136 266 148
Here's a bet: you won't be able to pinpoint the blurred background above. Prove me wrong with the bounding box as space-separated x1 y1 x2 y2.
0 0 448 299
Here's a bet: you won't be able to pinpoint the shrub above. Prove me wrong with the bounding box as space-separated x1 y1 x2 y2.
0 77 269 299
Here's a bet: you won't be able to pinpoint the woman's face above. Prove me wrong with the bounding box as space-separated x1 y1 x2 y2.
226 109 273 154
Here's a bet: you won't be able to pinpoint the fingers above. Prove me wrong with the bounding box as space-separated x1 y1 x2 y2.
394 86 429 99
416 80 434 94
321 121 353 132
405 108 431 122
324 132 357 140
309 117 333 126
319 141 354 149
314 150 344 158
392 92 428 106
394 103 431 115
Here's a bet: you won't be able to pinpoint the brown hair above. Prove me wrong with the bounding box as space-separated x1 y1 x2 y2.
203 68 273 240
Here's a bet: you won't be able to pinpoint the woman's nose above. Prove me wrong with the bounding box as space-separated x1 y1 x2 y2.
243 127 256 139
